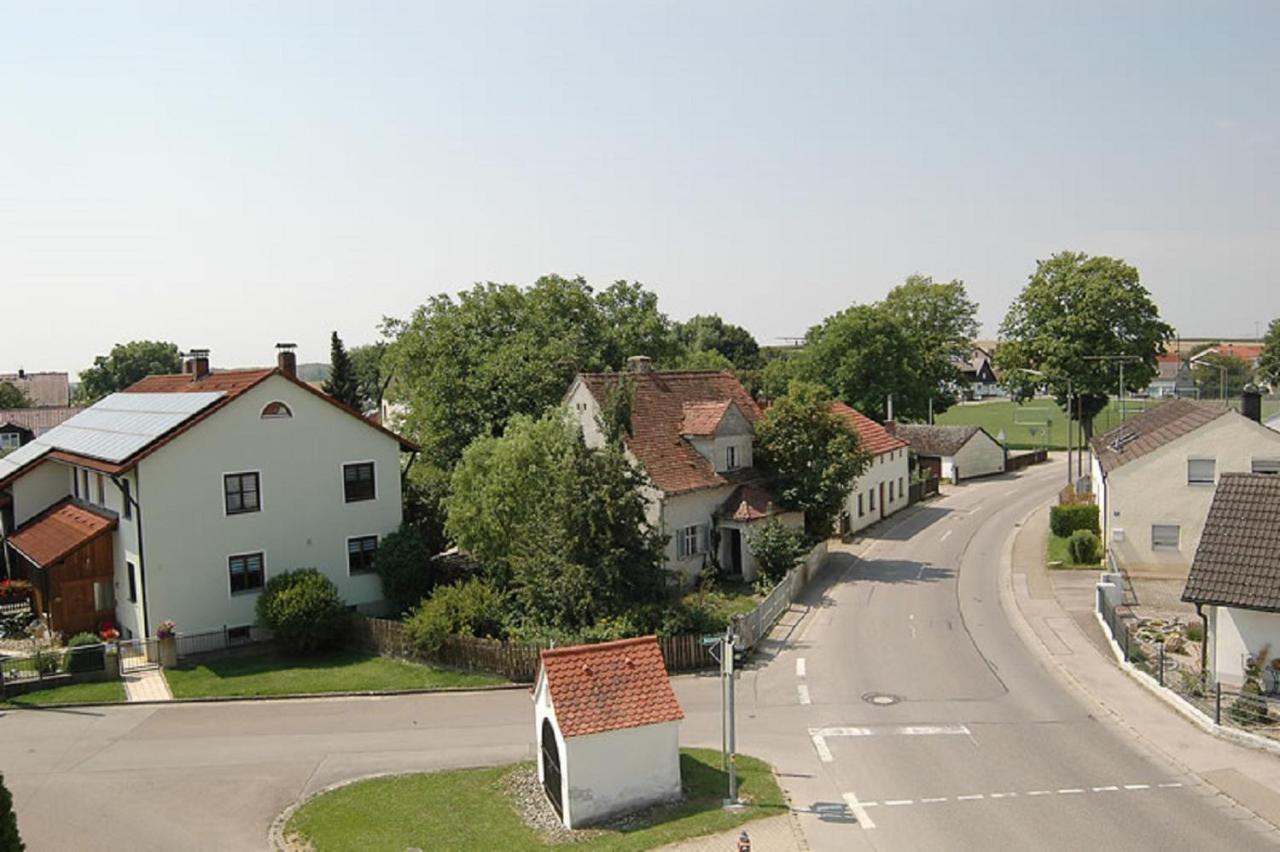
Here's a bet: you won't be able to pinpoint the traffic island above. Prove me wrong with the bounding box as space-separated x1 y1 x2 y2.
276 748 786 851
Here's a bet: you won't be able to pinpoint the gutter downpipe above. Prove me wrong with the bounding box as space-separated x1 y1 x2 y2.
112 470 151 639
1195 603 1209 680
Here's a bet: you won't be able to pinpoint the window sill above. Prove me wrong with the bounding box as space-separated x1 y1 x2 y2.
230 589 264 597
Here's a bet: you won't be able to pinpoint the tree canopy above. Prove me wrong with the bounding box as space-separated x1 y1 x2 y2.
0 382 31 409
349 343 389 413
754 381 870 536
76 340 182 403
444 409 668 631
995 251 1172 438
673 314 762 370
1260 318 1280 388
880 274 979 414
322 332 361 410
1192 353 1253 399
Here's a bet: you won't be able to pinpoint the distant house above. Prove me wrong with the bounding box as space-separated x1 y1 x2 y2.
830 402 910 534
956 344 1004 400
533 635 683 829
1143 354 1197 399
565 358 802 584
1089 395 1280 580
1181 474 1280 686
0 346 414 638
0 371 71 408
1189 343 1264 370
0 407 83 453
887 423 1005 482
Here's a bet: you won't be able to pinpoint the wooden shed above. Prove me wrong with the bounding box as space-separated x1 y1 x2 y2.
5 499 116 635
533 635 684 829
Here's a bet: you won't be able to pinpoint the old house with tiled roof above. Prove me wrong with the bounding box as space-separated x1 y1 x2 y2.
1089 394 1280 579
565 358 802 584
1182 474 1280 685
0 371 71 408
533 635 683 828
0 345 414 639
886 422 1006 482
830 402 910 534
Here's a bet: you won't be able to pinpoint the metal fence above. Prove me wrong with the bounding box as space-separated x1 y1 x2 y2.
174 626 271 661
0 643 113 695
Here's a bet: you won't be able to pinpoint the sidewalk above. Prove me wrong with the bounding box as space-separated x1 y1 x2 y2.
1009 505 1280 829
123 667 172 702
658 814 805 851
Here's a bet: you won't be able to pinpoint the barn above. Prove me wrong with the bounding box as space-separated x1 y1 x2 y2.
888 423 1007 482
532 635 684 829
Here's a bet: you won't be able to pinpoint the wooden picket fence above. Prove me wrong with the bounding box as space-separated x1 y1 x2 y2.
349 617 715 683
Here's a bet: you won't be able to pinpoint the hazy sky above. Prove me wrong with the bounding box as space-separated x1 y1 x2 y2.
3 1 1278 375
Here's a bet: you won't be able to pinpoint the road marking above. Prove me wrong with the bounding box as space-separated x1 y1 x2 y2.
921 797 948 804
1124 784 1150 790
812 735 834 763
1027 790 1051 796
940 529 953 542
842 792 876 829
1058 788 1084 794
1092 786 1119 792
809 725 971 762
1158 782 1184 789
884 799 913 806
956 794 984 801
989 792 1016 799
795 657 806 678
797 684 812 705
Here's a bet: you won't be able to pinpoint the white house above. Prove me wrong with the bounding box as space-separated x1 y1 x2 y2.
533 635 684 828
886 423 1006 482
1089 397 1280 579
830 402 910 534
1182 474 1280 687
565 358 802 584
0 346 414 639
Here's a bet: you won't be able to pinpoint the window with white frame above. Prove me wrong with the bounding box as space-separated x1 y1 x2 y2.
229 552 266 594
1187 458 1215 485
0 433 19 450
677 524 706 559
343 462 376 503
347 535 378 574
1252 458 1280 475
1152 524 1180 550
224 472 261 515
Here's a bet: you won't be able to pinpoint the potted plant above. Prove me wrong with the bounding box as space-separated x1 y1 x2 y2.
156 620 178 668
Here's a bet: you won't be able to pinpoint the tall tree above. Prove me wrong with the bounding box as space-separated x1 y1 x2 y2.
0 382 31 409
594 281 680 367
1260 318 1280 389
349 343 389 412
322 332 361 410
799 304 928 421
673 314 762 369
1192 353 1253 399
445 410 667 630
76 340 182 403
995 251 1172 440
754 381 870 536
880 275 980 415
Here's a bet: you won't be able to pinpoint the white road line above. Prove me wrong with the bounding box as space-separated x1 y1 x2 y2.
940 529 953 542
989 792 1016 799
884 799 914 806
1124 784 1150 790
1158 782 1184 789
797 684 812 705
1092 786 1119 792
1027 790 1052 797
956 794 984 801
810 725 971 738
921 797 948 804
795 657 806 678
843 792 876 829
812 734 834 763
1058 788 1084 794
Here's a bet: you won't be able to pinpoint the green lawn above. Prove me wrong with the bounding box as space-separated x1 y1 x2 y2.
682 582 760 625
1046 532 1103 569
163 651 505 699
286 748 786 852
937 398 1280 450
1 679 126 708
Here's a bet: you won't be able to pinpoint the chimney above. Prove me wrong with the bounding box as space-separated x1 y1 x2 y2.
625 355 653 374
17 368 25 380
1242 385 1263 424
185 349 210 381
276 343 298 378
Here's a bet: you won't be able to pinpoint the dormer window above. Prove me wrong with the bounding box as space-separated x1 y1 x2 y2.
261 401 292 419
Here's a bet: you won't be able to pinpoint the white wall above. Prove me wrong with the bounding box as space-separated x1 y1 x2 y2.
953 431 1006 480
10 460 69 526
563 721 682 828
137 375 404 635
1210 605 1280 687
844 449 910 534
729 510 805 581
1104 414 1280 577
661 487 733 585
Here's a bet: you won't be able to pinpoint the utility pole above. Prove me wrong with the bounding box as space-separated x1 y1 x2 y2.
723 627 741 808
1082 355 1143 425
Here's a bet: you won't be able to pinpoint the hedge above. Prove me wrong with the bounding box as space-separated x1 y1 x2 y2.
1050 503 1099 538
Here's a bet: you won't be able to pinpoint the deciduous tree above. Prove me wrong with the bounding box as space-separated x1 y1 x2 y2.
880 275 980 415
1192 353 1253 399
799 304 928 421
1260 319 1280 388
76 340 182 403
0 382 30 409
673 314 762 370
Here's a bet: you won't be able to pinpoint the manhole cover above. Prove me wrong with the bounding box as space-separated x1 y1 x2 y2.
862 692 901 706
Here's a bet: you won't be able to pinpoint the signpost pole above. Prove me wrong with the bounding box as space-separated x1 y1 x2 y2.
724 628 740 807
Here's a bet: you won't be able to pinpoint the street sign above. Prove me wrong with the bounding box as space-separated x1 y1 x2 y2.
703 635 723 664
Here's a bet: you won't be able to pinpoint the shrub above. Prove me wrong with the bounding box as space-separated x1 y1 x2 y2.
747 519 808 587
374 524 435 616
255 569 349 655
404 579 507 655
65 632 105 673
1066 529 1101 565
1050 503 1100 538
1185 622 1204 643
0 773 23 852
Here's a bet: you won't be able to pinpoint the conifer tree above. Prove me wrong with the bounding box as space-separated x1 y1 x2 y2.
322 332 361 410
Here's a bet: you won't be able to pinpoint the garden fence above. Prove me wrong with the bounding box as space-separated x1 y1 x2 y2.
731 541 828 651
1006 448 1049 472
909 477 940 504
174 626 271 661
0 643 113 697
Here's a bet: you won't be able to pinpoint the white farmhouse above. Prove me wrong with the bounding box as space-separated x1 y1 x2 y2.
830 403 910 534
1182 474 1280 686
533 635 684 828
564 358 802 584
1089 397 1280 579
0 347 414 639
886 423 1006 482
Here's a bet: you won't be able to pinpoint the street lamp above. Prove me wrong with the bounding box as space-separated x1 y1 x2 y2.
1192 357 1229 407
1019 368 1074 490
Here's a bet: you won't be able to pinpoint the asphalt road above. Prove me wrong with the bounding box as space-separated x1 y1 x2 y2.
2 463 1277 850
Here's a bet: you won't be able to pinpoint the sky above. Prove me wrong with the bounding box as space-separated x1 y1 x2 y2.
2 1 1278 375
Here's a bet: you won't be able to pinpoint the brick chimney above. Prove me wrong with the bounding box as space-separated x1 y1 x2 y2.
625 355 653 374
185 349 210 381
276 343 298 378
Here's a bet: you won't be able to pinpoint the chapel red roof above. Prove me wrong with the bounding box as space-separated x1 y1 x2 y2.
539 636 684 738
125 369 276 397
577 370 762 495
8 499 117 567
830 402 908 456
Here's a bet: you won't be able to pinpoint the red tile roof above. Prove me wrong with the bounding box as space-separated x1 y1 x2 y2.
539 636 684 738
829 402 908 456
718 481 783 521
680 401 732 436
8 499 117 567
577 371 762 495
1196 343 1263 363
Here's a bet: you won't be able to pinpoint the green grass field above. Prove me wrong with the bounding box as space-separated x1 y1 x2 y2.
1 680 126 708
163 651 505 699
937 398 1280 450
285 748 785 851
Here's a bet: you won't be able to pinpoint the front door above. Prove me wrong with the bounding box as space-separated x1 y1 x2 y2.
541 718 563 817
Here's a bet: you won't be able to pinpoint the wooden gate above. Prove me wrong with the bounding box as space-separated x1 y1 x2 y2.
541 718 563 817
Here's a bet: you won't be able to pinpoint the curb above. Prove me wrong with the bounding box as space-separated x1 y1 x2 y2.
267 768 441 851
